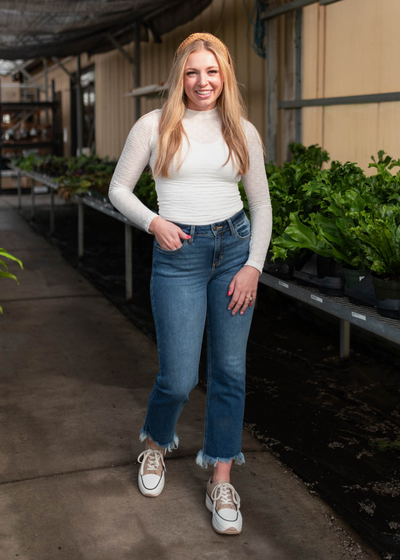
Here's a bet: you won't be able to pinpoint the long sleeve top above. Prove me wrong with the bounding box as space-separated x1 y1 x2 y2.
108 105 272 274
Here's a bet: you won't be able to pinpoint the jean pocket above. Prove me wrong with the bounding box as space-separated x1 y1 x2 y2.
154 238 188 253
234 218 251 240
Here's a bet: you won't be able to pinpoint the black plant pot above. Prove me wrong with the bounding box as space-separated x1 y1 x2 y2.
263 251 309 280
345 272 400 319
372 273 400 301
343 266 369 290
293 253 344 296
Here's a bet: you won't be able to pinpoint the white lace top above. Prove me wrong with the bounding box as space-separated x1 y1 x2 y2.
108 106 272 274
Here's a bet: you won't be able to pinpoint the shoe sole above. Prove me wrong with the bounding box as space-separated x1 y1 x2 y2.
205 493 242 535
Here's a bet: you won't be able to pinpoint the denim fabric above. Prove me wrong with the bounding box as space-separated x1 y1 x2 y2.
140 208 255 467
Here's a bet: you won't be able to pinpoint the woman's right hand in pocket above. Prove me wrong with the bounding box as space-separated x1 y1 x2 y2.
149 216 191 250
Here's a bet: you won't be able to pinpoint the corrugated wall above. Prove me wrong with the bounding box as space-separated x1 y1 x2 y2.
302 0 400 173
95 0 267 160
28 0 400 172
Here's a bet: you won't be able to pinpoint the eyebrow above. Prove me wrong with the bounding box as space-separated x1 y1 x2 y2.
185 66 219 71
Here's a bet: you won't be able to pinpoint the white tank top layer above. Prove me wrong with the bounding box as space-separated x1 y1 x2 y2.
108 106 273 274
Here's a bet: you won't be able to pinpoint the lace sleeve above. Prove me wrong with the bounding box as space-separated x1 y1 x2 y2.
108 111 159 233
241 120 273 275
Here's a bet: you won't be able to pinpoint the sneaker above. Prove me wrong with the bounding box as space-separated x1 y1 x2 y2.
206 478 243 534
137 448 166 497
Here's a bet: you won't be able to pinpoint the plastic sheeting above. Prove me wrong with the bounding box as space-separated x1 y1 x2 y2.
0 0 213 60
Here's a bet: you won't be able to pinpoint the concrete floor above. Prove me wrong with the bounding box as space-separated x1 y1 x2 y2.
0 195 381 560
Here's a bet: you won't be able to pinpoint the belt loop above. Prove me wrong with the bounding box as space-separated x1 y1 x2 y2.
188 224 195 243
227 218 235 236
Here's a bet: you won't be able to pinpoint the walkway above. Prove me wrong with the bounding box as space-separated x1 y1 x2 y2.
0 195 379 560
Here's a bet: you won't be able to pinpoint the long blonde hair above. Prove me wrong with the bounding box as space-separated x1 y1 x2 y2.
153 35 253 178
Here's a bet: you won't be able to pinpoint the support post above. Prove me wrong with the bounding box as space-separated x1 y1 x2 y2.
125 224 133 301
0 78 2 193
266 17 278 163
31 178 35 220
283 10 296 162
295 9 303 144
50 189 55 235
340 319 351 362
134 21 141 121
78 197 84 259
43 58 49 124
17 171 21 209
76 55 83 156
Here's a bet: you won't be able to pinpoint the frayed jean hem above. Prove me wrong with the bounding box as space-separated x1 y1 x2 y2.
195 449 246 468
139 428 179 452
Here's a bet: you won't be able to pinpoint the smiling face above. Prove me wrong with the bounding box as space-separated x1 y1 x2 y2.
183 49 223 111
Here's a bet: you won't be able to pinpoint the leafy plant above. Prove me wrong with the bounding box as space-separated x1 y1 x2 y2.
289 142 330 170
133 171 157 210
0 249 23 314
350 205 400 276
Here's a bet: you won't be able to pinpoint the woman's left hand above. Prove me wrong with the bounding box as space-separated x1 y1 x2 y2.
227 265 259 315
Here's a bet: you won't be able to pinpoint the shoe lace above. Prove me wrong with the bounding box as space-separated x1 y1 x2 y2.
211 482 241 510
137 449 167 473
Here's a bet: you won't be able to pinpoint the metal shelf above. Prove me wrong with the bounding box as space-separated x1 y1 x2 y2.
1 141 55 149
259 273 400 345
124 83 168 98
1 101 56 111
80 193 138 228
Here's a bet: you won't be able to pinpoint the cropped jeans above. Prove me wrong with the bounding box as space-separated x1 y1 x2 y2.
140 208 255 468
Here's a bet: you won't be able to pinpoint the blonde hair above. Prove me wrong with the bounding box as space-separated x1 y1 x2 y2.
153 33 255 178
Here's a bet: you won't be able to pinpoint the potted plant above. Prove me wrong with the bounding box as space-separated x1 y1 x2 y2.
351 205 400 301
271 161 371 294
265 143 329 279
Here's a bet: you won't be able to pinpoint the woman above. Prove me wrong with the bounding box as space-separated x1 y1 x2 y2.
108 32 272 535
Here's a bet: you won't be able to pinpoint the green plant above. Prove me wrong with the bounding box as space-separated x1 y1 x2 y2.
350 204 400 276
289 142 330 170
0 249 23 314
134 170 157 210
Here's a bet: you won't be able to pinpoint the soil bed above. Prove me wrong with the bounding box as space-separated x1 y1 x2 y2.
20 200 400 559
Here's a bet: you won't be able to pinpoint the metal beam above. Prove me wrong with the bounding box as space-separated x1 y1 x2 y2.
51 56 77 83
104 32 134 65
266 16 278 163
261 0 342 20
76 55 83 156
16 64 43 91
340 319 351 362
43 57 49 124
279 91 400 109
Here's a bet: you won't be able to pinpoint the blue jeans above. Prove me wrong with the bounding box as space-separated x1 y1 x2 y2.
140 208 255 468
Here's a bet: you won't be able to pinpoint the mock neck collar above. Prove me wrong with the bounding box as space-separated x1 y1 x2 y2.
184 105 220 119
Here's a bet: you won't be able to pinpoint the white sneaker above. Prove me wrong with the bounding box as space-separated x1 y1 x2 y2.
206 478 243 534
137 448 166 497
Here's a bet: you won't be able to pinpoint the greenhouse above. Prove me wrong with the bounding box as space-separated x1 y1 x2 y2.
1 1 399 558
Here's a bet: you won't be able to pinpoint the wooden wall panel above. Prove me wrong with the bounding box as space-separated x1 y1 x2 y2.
324 104 379 174
302 107 323 154
301 0 400 171
377 102 400 164
95 0 268 159
324 0 400 97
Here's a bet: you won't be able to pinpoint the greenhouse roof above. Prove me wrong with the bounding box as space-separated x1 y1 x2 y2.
0 0 212 71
